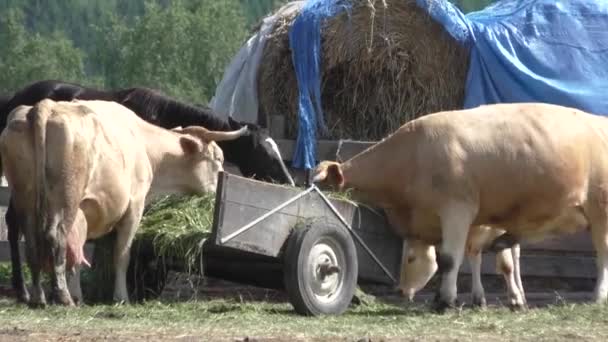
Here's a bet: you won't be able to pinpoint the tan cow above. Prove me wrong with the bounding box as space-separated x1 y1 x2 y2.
0 99 247 307
398 227 526 309
312 103 601 312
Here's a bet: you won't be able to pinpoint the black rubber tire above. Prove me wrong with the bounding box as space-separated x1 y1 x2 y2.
283 223 358 316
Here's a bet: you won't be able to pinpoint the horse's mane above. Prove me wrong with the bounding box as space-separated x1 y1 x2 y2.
117 87 232 131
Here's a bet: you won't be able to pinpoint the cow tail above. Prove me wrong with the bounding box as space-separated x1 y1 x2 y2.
28 99 53 248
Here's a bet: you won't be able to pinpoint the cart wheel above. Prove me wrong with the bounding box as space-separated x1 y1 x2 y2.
283 223 358 316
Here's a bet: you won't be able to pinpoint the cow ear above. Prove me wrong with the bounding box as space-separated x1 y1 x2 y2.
179 136 203 155
327 163 344 188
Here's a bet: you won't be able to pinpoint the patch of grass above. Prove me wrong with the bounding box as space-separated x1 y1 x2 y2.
136 193 216 273
134 188 356 272
0 299 607 341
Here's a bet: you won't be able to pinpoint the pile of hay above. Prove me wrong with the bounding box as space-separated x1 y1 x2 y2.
258 0 469 140
136 193 216 273
6 189 358 302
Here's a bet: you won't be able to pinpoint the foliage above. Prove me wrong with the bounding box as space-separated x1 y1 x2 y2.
0 0 497 100
0 0 252 103
0 8 86 93
94 1 248 103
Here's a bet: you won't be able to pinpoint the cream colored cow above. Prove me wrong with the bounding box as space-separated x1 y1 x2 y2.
313 103 599 311
0 99 247 307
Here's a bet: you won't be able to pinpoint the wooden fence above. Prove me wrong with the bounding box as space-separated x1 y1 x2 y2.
0 139 598 288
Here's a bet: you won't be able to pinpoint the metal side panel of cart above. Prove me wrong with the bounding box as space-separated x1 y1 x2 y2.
211 172 403 285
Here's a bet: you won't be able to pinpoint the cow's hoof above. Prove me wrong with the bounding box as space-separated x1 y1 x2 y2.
472 296 487 309
508 302 527 312
17 290 30 304
432 294 458 313
72 296 83 307
112 299 128 306
28 290 47 309
53 290 75 307
27 299 47 309
432 299 456 314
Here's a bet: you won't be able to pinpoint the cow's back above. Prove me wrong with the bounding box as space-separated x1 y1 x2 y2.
391 103 607 238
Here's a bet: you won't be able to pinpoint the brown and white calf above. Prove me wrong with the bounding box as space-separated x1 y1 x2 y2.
312 102 601 311
398 227 526 309
0 99 247 306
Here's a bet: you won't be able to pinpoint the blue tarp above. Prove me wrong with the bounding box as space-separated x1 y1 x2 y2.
290 0 608 170
418 0 608 114
288 0 352 170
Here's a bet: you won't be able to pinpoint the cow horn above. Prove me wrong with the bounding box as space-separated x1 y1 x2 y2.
178 125 249 142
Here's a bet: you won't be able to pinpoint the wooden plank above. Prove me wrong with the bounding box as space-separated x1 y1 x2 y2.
522 231 593 253
276 139 340 162
275 139 375 163
458 252 596 279
0 240 95 263
334 140 375 162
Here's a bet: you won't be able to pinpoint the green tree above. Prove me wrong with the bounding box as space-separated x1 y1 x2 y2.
0 9 86 93
239 0 287 27
96 0 248 104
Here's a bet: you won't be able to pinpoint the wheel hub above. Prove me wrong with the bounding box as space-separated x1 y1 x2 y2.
308 239 345 304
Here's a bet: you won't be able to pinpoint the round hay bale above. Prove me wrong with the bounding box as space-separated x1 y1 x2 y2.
258 0 469 140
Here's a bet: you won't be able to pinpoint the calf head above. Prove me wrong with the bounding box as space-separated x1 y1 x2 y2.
170 125 250 193
312 161 345 190
398 240 438 301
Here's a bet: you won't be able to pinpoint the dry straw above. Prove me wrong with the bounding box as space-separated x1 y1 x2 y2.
258 0 469 140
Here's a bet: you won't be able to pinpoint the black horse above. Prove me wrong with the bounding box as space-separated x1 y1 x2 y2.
0 94 11 117
1 79 295 303
2 80 294 184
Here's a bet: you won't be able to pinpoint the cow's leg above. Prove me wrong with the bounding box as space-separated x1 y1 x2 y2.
67 264 82 306
66 209 88 306
589 220 608 303
434 203 476 312
23 215 45 308
469 252 486 308
583 196 608 304
496 248 525 310
47 213 74 306
113 200 146 304
6 201 29 303
511 244 527 306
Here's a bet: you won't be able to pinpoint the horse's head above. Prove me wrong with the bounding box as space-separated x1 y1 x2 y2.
227 117 295 186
